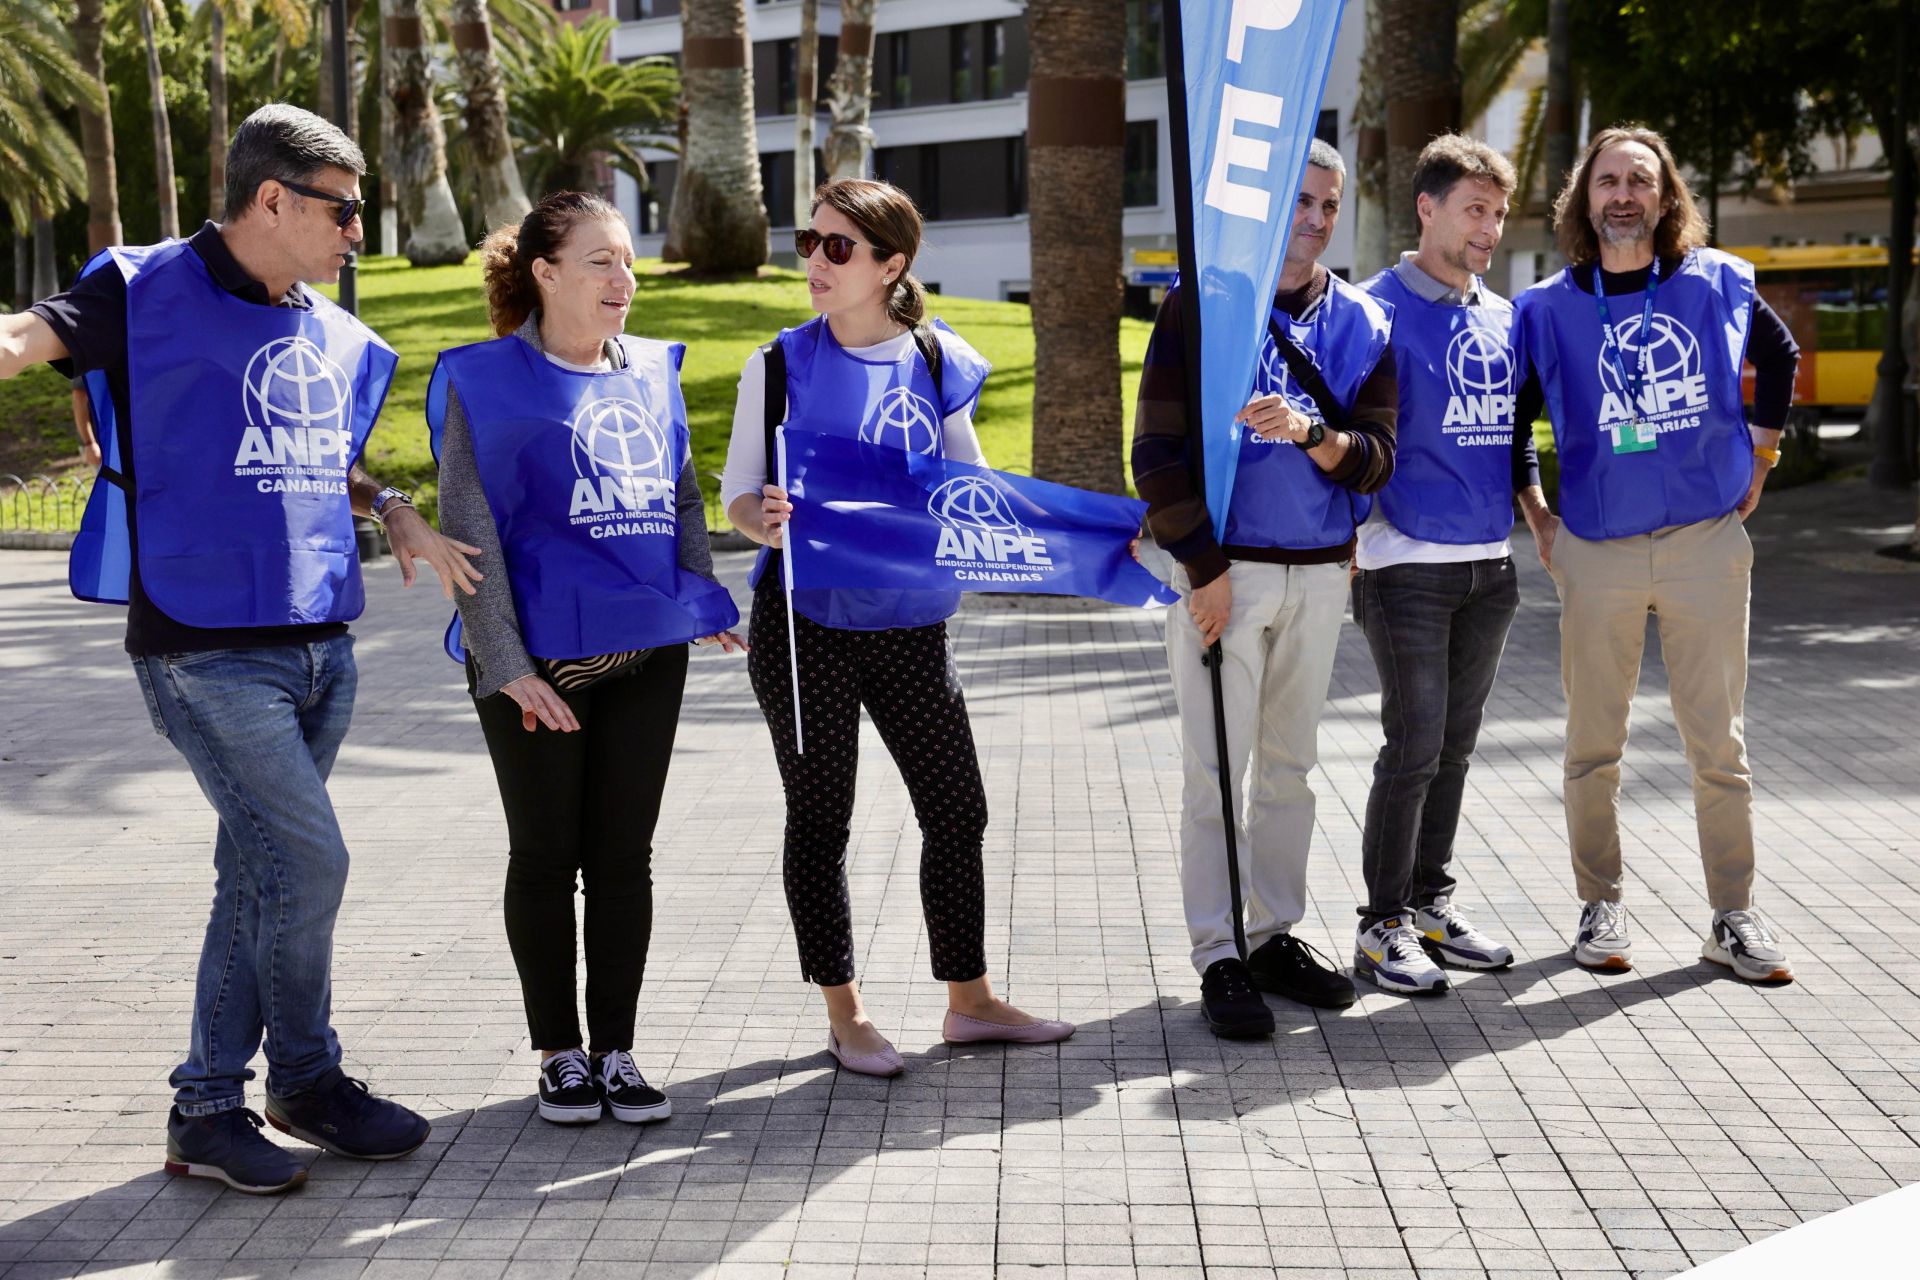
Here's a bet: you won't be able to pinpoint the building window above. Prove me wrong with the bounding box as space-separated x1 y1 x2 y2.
984 21 1006 99
1123 120 1158 207
777 38 799 115
951 25 975 102
1125 0 1163 80
640 160 677 234
616 0 677 16
1316 108 1338 148
888 31 912 108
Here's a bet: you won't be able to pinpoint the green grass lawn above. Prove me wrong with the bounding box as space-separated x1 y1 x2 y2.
0 255 1153 530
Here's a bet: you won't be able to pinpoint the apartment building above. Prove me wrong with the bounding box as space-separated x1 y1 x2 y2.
609 0 1368 306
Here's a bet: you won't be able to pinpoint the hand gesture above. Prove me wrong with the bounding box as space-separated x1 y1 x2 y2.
760 483 792 548
1235 394 1314 445
501 673 579 733
1189 572 1232 648
383 506 484 599
695 630 749 654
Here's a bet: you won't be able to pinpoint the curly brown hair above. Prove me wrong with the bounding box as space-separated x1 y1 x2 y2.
1551 124 1710 268
479 191 624 337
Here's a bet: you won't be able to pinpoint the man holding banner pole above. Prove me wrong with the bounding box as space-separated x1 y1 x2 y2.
1135 127 1395 1037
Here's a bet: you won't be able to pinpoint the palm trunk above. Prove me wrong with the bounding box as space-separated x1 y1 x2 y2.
139 0 180 240
1381 0 1460 253
447 0 531 230
1026 0 1125 493
381 0 470 264
675 0 769 273
822 0 876 182
1350 0 1390 279
72 0 122 251
794 0 818 227
380 80 401 255
12 236 28 312
32 209 58 301
1543 0 1574 229
209 4 229 224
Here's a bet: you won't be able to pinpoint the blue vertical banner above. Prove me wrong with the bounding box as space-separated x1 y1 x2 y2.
1168 0 1349 536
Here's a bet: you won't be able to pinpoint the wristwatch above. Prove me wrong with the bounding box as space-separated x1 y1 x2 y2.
1303 420 1327 449
371 486 414 523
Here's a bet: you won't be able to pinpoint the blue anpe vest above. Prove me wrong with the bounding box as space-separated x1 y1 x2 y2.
1221 273 1393 550
748 315 992 630
67 239 396 627
1359 268 1518 544
427 333 739 661
1513 247 1755 539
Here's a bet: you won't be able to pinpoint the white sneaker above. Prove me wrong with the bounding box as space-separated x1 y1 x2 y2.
536 1048 601 1125
1573 900 1632 971
1354 917 1449 995
1415 898 1515 970
1702 908 1794 984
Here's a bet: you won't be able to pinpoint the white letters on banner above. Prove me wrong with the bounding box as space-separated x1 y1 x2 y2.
1205 83 1287 222
1227 0 1303 61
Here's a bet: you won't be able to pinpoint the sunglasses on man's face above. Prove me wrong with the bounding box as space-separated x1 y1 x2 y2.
794 228 882 266
280 179 367 229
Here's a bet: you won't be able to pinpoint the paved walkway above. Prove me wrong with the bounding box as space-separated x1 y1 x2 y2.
1 476 1917 1280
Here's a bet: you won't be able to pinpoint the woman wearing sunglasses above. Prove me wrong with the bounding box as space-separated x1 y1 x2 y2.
430 191 744 1124
721 178 1075 1076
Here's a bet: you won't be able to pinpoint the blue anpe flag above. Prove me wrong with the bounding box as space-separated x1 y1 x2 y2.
1173 0 1349 536
781 427 1178 608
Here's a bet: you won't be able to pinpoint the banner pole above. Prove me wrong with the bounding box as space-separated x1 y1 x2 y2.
1165 0 1247 963
776 426 804 755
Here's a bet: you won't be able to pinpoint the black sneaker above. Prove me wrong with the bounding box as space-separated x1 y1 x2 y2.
165 1106 307 1195
1248 932 1357 1009
1199 957 1276 1038
537 1048 602 1125
264 1067 431 1159
594 1050 672 1124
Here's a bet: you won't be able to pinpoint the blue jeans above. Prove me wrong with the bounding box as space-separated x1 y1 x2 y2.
1352 558 1519 923
132 636 356 1115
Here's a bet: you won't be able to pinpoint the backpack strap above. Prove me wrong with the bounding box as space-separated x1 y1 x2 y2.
1266 316 1345 427
760 338 787 484
910 323 946 411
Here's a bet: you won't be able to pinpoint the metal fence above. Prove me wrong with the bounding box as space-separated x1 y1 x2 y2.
1 474 92 535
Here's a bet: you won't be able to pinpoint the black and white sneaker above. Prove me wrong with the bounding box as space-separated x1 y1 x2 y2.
536 1049 601 1125
595 1050 672 1124
1702 908 1794 984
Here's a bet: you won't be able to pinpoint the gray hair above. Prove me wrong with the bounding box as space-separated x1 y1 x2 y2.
1306 137 1347 181
224 104 366 221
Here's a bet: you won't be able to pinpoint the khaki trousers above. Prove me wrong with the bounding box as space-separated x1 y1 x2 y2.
1167 560 1349 973
1550 513 1756 910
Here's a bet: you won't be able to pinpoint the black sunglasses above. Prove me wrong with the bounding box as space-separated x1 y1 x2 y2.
795 228 885 266
279 179 367 229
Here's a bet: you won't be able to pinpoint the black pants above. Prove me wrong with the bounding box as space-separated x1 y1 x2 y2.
1352 558 1520 924
472 645 688 1052
747 582 988 986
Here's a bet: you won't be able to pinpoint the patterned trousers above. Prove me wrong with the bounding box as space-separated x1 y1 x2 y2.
747 582 989 986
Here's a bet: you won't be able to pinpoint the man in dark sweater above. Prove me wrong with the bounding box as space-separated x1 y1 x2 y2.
1131 140 1397 1038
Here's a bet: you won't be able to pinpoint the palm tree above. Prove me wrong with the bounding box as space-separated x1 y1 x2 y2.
1350 0 1389 279
207 0 313 225
0 1 103 235
501 17 677 196
1381 0 1460 252
821 0 876 181
447 0 532 229
1026 0 1125 493
382 0 470 264
70 0 121 251
135 0 181 240
671 0 768 272
794 0 818 226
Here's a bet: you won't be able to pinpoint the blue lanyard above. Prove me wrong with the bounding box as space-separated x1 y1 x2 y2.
1591 258 1661 419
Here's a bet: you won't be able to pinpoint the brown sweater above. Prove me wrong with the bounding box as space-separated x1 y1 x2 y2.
1129 266 1398 587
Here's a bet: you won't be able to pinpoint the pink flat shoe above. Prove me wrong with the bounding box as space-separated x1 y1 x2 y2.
942 1010 1077 1045
826 1030 905 1077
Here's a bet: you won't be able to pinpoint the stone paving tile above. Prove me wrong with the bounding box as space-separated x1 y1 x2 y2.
0 476 1916 1280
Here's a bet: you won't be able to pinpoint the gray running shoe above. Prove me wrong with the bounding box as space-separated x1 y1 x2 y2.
1702 908 1794 984
1573 900 1632 971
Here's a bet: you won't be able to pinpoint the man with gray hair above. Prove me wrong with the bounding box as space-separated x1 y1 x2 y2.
1131 138 1398 1037
0 103 477 1193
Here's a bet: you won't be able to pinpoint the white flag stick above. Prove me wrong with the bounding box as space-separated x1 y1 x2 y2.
776 425 804 755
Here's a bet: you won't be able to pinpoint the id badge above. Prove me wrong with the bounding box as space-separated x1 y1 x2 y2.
1612 420 1658 454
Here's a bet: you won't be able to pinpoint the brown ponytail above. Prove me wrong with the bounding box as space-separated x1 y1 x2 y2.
811 178 928 329
480 190 623 337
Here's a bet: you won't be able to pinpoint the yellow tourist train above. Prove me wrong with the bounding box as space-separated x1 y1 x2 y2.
1728 242 1916 411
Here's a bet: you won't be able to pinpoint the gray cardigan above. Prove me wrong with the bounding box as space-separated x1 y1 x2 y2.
436 312 718 698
